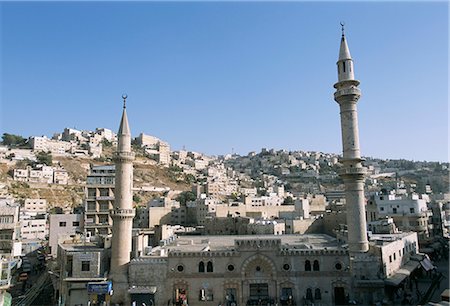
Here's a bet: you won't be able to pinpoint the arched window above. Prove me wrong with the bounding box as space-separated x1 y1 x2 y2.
313 260 320 271
198 261 205 273
342 62 346 73
305 260 311 271
306 288 313 300
315 288 321 300
207 261 213 272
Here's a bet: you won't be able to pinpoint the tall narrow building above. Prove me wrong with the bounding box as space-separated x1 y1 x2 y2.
333 27 369 253
110 95 135 304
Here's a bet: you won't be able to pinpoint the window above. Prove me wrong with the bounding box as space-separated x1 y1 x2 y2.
410 208 415 213
342 62 346 73
306 288 313 301
389 255 392 263
315 288 322 300
199 261 205 273
380 207 384 211
99 188 109 196
207 261 213 272
177 265 184 272
393 253 396 260
335 263 342 270
283 264 290 271
305 260 311 271
72 221 80 227
81 261 90 272
313 260 320 271
393 208 397 214
227 264 235 272
59 222 66 227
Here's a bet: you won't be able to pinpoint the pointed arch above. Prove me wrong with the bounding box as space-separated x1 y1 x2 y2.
207 261 213 272
305 260 311 271
198 261 205 273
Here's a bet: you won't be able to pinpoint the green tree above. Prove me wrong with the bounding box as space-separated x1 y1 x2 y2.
2 133 27 147
36 151 52 166
176 191 196 205
101 138 113 147
282 196 294 205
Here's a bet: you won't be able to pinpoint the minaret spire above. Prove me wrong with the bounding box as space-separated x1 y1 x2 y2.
333 26 369 254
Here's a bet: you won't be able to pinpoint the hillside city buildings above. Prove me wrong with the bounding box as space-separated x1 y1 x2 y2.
0 29 449 306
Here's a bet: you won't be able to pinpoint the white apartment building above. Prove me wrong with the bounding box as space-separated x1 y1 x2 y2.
48 214 83 257
21 214 47 241
29 135 72 155
24 198 47 215
368 194 432 241
95 128 116 142
13 165 68 185
136 133 171 166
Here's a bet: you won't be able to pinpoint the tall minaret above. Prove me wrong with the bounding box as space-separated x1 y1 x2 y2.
333 26 369 253
110 94 135 304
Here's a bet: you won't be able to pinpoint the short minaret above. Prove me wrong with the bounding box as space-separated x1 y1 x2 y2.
333 26 369 253
110 94 135 304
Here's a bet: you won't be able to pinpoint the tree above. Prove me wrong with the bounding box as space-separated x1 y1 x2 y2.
176 191 196 205
36 151 52 166
283 196 294 205
2 133 27 147
101 138 112 147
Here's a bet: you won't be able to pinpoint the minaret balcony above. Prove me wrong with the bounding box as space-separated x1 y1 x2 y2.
113 151 135 162
338 167 367 176
334 87 361 99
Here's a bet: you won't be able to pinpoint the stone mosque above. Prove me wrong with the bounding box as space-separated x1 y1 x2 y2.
104 29 421 306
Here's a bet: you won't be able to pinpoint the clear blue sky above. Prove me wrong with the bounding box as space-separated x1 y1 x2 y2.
1 1 448 162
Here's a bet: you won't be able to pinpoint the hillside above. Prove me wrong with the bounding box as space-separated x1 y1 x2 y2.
1 152 192 209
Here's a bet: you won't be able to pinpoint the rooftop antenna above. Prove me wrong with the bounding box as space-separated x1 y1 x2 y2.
122 94 128 108
340 21 345 36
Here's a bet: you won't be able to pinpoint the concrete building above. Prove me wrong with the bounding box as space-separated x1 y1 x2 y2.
136 133 171 166
84 165 115 237
48 214 83 257
57 237 111 306
29 135 72 155
23 198 47 215
0 198 22 294
367 194 432 242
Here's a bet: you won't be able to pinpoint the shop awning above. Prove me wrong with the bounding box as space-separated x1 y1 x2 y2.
420 257 435 271
385 261 420 286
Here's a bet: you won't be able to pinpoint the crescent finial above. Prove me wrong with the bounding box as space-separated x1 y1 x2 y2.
340 22 345 36
122 94 128 108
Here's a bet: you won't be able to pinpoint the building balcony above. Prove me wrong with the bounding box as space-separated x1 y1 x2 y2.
97 196 114 201
0 223 16 230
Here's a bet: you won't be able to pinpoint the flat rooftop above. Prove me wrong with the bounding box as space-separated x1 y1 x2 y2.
158 234 345 254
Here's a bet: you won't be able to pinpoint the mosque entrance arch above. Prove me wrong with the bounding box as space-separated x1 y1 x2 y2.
241 254 277 305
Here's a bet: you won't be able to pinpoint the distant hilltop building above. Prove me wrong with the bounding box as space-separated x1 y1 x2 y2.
135 133 171 166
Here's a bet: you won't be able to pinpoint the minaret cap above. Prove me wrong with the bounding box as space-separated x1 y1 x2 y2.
338 23 352 61
118 94 131 135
